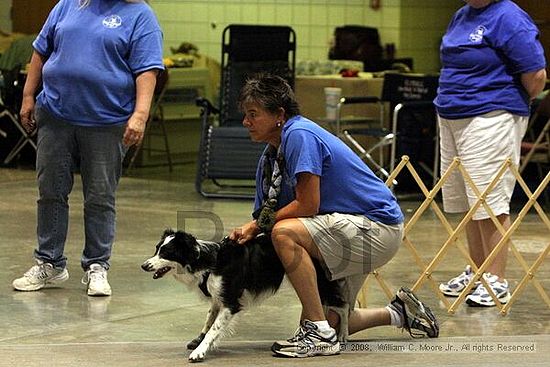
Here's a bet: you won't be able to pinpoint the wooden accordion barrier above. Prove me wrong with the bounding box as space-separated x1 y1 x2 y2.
357 155 550 315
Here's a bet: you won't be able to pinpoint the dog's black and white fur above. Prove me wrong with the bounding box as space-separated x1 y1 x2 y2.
141 229 343 362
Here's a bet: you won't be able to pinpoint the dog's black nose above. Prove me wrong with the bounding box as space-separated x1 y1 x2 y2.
141 262 152 271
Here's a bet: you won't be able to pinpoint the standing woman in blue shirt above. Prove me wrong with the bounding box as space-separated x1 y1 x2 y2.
435 0 546 306
12 0 164 296
230 74 439 358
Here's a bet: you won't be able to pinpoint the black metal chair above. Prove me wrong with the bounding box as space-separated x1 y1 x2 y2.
0 35 36 164
387 73 440 191
336 72 439 191
336 92 390 182
195 25 296 198
1 65 37 165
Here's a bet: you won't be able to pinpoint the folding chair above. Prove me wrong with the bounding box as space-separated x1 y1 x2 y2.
126 68 173 172
336 94 393 181
1 65 37 165
0 73 11 139
0 35 36 165
195 25 296 199
387 73 440 191
336 72 439 190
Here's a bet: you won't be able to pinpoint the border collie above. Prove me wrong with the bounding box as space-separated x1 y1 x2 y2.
141 229 342 362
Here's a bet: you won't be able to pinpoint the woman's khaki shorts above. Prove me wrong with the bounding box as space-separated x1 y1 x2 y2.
300 213 402 297
438 111 528 220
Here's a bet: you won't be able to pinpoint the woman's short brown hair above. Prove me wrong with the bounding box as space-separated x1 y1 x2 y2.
238 73 300 119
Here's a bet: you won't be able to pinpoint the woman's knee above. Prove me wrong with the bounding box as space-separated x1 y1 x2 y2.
271 219 320 259
271 220 300 247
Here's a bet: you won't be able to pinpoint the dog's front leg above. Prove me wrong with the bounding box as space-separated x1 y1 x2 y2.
188 307 234 362
187 303 220 350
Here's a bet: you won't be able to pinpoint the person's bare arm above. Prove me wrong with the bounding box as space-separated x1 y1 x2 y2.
521 68 547 100
20 51 46 132
274 172 320 221
123 69 159 146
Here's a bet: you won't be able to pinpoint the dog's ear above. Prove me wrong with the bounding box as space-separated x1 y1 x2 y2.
175 231 201 262
162 228 175 239
192 246 200 261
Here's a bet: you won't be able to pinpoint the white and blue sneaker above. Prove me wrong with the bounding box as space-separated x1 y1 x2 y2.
271 320 340 358
82 264 112 297
466 273 510 307
389 287 440 338
12 260 69 291
439 265 480 297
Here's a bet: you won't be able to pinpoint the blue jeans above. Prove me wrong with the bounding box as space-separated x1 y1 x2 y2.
34 107 127 270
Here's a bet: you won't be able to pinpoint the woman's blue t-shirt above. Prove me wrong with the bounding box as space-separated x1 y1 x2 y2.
33 0 164 126
254 115 404 225
434 0 546 119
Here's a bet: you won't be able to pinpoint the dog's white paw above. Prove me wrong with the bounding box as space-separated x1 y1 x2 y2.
188 349 206 363
187 333 206 350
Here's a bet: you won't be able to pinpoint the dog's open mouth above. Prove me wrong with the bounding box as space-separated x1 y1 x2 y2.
153 266 172 279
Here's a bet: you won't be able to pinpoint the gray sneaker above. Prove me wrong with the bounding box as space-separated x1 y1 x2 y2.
389 287 439 338
82 264 112 296
271 320 340 358
12 260 69 291
439 265 480 296
465 273 510 307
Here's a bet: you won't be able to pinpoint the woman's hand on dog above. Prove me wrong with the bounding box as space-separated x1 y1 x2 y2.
229 220 261 245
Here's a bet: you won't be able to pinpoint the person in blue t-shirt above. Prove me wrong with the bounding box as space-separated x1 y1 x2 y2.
12 0 164 296
435 0 546 307
229 74 439 358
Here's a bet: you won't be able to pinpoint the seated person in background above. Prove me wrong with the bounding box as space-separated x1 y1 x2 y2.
230 73 439 358
0 33 35 71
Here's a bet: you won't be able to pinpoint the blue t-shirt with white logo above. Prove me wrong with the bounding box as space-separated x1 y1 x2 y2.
434 0 546 119
33 0 164 126
254 115 404 225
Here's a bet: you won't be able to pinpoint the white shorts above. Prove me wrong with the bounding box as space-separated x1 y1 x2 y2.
438 110 528 220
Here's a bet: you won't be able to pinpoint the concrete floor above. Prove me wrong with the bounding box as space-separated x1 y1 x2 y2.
1 163 549 367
